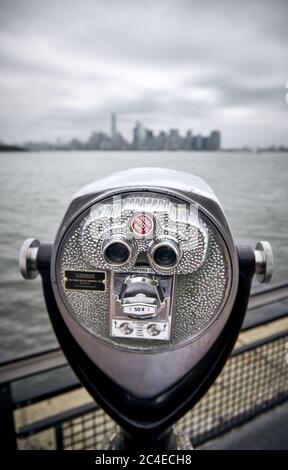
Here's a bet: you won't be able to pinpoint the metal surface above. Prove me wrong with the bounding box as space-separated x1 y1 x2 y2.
19 238 40 279
51 199 237 398
73 167 219 203
248 281 288 310
18 402 98 438
102 235 135 266
14 329 288 450
0 349 66 385
0 382 17 449
0 283 285 449
78 191 208 275
2 281 287 387
15 168 276 448
149 236 181 270
176 331 288 447
55 208 232 350
110 272 174 340
254 241 273 283
48 169 238 399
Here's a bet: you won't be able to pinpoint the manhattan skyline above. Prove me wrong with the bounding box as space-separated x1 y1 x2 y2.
0 0 288 147
24 113 221 151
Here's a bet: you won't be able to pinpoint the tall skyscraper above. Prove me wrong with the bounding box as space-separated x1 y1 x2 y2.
167 129 180 150
209 130 221 150
184 130 193 150
132 122 147 150
193 134 203 151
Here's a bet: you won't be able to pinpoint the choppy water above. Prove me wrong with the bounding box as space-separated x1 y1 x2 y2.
0 150 287 361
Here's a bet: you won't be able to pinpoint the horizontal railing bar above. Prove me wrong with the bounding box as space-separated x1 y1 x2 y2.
16 329 288 439
14 328 288 412
17 402 99 438
250 280 288 296
0 348 67 386
242 306 288 331
14 369 81 409
1 280 287 386
248 281 288 310
232 329 288 356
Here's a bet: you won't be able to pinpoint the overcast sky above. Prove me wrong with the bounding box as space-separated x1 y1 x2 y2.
0 0 287 147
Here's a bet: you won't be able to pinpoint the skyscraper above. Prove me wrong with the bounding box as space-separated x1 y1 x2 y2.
167 129 180 150
209 130 221 150
193 134 203 151
132 122 147 150
184 130 193 150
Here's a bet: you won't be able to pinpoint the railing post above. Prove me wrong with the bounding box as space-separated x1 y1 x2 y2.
55 424 64 449
0 382 17 449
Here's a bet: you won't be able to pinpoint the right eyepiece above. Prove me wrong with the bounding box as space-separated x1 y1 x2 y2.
150 238 181 269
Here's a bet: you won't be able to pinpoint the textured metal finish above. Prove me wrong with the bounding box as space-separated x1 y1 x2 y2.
81 194 208 275
102 235 135 266
56 194 230 351
149 237 181 270
50 168 239 397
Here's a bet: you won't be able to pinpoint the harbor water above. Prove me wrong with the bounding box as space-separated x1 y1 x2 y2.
0 150 287 361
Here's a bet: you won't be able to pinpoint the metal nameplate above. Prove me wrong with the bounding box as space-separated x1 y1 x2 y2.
64 270 106 292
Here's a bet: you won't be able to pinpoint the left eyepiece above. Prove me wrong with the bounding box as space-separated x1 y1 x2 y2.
102 236 134 266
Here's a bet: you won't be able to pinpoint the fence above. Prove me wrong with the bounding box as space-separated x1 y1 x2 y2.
0 281 287 449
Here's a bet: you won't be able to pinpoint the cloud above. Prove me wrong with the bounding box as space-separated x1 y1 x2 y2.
0 0 287 146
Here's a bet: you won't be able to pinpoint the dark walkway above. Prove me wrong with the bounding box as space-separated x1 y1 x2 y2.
199 401 288 450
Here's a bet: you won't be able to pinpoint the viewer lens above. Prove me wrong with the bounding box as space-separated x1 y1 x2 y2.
104 242 130 265
153 245 177 268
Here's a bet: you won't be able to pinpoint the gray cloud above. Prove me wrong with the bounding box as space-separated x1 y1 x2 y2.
0 0 288 146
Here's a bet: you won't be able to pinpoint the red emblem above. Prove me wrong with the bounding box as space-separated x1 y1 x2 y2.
131 213 154 236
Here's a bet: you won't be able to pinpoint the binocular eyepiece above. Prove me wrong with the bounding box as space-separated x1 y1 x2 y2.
102 234 181 269
19 167 273 449
102 235 135 266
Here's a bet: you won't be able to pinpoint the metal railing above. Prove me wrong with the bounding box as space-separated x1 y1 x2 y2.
0 281 288 449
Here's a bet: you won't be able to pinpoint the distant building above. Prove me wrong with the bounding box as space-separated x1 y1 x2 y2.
86 131 111 150
24 113 222 152
193 134 203 151
183 130 193 150
209 130 221 151
202 137 210 151
69 138 83 150
155 131 167 150
167 129 181 150
145 129 157 150
133 122 147 150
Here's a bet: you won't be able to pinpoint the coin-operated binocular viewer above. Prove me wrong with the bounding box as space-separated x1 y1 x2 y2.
19 168 273 450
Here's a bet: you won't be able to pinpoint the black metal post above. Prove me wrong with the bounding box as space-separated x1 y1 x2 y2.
0 382 17 450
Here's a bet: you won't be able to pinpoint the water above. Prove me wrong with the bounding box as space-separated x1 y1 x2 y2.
0 151 287 362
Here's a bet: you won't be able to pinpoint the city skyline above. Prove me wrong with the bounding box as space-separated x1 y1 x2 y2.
24 113 221 151
0 0 287 147
2 110 287 151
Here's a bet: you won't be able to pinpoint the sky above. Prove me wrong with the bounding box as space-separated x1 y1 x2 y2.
0 0 287 147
